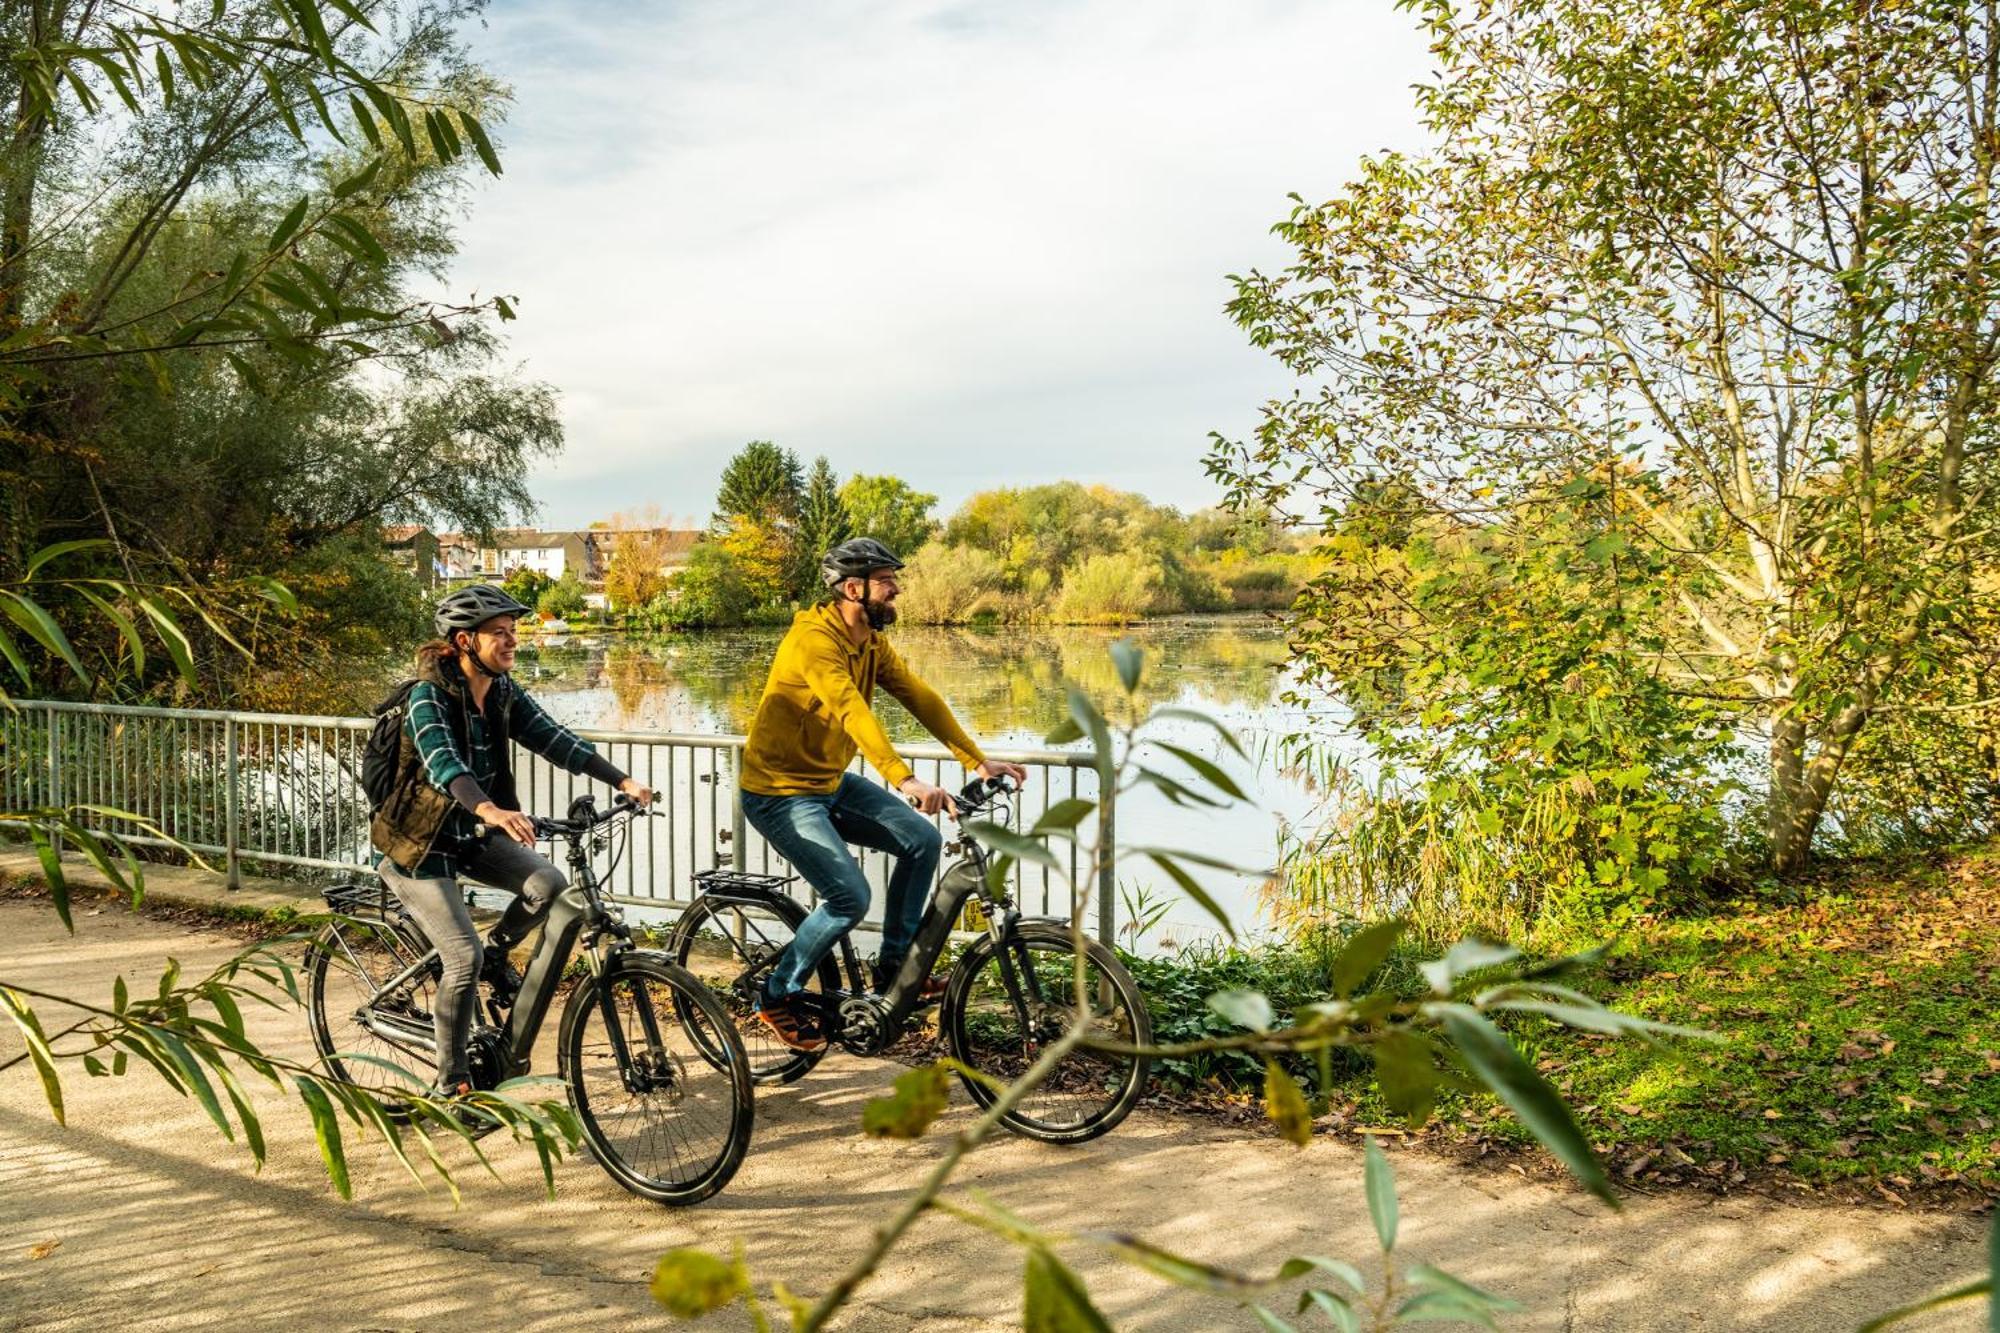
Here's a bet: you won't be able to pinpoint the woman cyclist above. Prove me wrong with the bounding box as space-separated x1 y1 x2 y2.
369 583 653 1097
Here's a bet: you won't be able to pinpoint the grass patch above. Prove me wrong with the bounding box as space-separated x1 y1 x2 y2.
1127 842 2000 1203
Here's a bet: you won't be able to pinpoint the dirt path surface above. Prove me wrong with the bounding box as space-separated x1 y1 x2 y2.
0 901 1985 1332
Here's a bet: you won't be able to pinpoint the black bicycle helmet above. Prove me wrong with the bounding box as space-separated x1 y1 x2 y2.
821 537 904 590
434 583 533 638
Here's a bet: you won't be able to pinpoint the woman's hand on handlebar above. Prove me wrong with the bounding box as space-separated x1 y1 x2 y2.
474 801 538 846
617 777 656 807
975 759 1028 790
899 777 958 817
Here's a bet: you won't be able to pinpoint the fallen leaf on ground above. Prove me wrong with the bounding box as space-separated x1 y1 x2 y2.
28 1240 60 1260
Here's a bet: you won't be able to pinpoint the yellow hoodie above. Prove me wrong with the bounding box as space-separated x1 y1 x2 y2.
740 603 986 796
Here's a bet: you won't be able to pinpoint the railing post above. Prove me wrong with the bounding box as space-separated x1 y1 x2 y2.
730 747 748 865
1097 773 1116 948
45 704 61 861
223 715 241 890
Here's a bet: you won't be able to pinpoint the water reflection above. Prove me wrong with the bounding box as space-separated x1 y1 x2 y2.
516 617 1291 745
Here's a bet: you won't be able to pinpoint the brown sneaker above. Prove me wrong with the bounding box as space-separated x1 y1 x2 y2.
755 991 829 1052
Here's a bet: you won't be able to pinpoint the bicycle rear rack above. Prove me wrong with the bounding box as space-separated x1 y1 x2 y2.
321 879 392 917
691 868 798 901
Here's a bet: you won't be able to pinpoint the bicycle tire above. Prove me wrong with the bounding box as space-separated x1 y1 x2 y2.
559 950 754 1206
667 893 836 1085
942 922 1152 1144
305 916 439 1109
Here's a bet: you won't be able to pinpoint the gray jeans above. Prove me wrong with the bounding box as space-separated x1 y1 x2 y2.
376 836 567 1088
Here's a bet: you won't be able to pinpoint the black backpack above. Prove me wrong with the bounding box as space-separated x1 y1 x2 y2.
360 679 421 813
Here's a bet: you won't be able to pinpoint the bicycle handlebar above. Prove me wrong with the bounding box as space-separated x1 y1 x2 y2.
473 793 656 842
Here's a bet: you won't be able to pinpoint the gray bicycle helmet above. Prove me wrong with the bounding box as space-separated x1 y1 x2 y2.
821 537 904 590
434 583 533 638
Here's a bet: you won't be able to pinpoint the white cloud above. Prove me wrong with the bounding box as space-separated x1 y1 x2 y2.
450 0 1433 525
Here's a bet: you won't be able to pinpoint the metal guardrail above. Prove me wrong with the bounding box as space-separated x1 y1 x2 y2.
1 699 1116 942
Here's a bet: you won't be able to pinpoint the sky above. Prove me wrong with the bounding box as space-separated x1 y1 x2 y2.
447 0 1436 530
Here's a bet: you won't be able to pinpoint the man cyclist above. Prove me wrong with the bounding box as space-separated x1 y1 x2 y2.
741 537 1028 1051
371 583 654 1098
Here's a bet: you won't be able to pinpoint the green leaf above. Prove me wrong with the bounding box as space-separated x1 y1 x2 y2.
75 587 144 676
1144 704 1248 759
1363 1135 1398 1251
1044 716 1085 745
324 213 388 265
1208 988 1274 1031
1276 1256 1366 1294
1031 798 1096 833
1078 1233 1259 1294
1370 1029 1438 1127
1856 1284 1994 1333
155 1031 232 1139
0 619 32 686
26 821 73 931
1419 940 1521 995
1297 1289 1359 1333
1264 1060 1313 1146
423 107 454 160
650 1249 747 1318
348 93 383 149
1393 1290 1502 1327
1066 685 1114 785
1146 852 1237 939
1405 1263 1520 1313
0 590 88 682
457 109 502 174
1110 639 1142 693
963 819 1059 869
860 1061 951 1138
1153 742 1248 802
268 195 310 252
1 988 64 1126
278 0 336 66
24 538 110 578
294 1074 351 1199
258 67 302 138
135 597 196 683
1440 1009 1615 1205
1249 1307 1298 1333
331 156 382 199
1023 1247 1111 1333
1330 919 1403 998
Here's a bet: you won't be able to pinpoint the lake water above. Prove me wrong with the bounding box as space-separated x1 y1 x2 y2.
513 616 1336 948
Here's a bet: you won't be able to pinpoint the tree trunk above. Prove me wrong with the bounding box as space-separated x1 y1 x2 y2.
1767 709 1814 874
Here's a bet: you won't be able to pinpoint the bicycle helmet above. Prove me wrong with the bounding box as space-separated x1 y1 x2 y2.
820 537 904 590
434 583 532 638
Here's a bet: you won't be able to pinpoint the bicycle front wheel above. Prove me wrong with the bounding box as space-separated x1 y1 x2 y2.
943 923 1152 1144
560 951 754 1206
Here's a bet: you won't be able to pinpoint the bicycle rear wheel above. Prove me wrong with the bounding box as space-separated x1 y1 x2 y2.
943 922 1151 1144
305 916 438 1105
668 894 833 1085
561 950 753 1206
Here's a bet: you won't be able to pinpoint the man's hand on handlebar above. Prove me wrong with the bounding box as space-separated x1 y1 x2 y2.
474 801 538 846
974 759 1028 790
899 777 957 817
618 777 656 807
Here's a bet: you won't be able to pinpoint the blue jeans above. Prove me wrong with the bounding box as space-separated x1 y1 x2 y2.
741 774 943 1000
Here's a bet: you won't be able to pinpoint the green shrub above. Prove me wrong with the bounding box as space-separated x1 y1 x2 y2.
1052 551 1159 624
645 541 760 629
897 540 1006 624
537 572 587 620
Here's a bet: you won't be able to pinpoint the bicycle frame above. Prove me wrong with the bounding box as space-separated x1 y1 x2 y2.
333 795 664 1083
694 781 1065 1051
